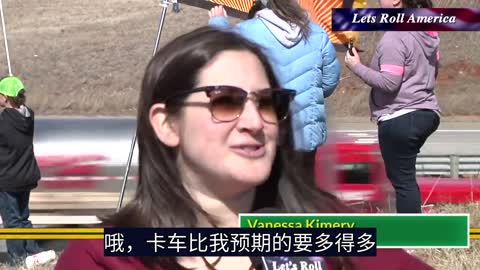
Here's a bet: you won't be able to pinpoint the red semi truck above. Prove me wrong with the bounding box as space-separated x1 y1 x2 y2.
315 132 480 213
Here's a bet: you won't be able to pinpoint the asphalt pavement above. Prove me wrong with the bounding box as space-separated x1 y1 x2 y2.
330 119 480 156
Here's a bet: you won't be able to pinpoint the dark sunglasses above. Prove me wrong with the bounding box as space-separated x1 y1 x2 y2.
164 85 296 124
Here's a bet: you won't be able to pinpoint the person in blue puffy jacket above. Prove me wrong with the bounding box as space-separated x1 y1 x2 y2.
208 0 340 179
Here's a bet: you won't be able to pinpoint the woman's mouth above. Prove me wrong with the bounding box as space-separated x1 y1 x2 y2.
230 144 266 158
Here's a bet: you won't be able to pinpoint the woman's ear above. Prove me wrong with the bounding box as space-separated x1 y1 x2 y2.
149 103 180 147
0 95 5 108
0 95 10 109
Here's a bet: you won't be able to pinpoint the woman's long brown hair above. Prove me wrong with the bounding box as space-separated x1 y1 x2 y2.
248 0 311 39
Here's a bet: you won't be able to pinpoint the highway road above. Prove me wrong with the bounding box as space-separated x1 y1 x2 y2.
331 129 480 156
34 116 480 156
325 118 480 156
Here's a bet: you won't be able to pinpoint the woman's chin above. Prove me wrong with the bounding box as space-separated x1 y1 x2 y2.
229 170 271 187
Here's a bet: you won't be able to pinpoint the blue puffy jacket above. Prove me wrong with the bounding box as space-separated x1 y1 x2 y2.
209 9 340 151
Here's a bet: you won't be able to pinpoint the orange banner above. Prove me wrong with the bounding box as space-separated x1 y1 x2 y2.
298 0 367 45
208 0 255 13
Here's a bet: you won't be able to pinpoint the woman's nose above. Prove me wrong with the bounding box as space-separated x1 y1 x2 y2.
236 100 264 132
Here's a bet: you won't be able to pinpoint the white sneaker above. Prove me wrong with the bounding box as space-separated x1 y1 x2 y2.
25 250 57 269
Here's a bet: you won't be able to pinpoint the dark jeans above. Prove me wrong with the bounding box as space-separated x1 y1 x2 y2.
0 191 42 261
378 110 440 213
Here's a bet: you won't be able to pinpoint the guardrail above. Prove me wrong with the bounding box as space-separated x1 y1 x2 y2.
30 192 135 211
417 155 480 178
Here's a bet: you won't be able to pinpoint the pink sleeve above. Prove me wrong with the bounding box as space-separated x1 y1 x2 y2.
351 32 406 93
376 33 408 76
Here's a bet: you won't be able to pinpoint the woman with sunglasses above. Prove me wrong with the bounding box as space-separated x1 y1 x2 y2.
55 27 433 270
208 0 341 180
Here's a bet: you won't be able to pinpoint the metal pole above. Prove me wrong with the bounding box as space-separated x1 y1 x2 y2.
116 0 171 212
0 0 12 76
